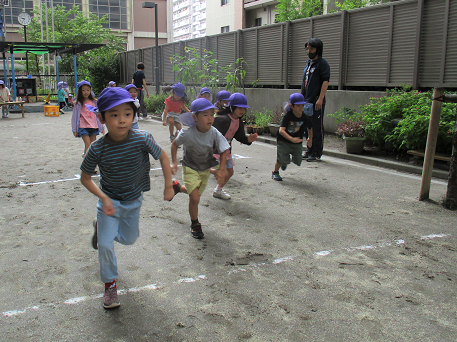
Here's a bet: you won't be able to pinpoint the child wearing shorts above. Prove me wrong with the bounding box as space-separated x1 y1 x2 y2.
272 93 313 181
171 98 230 239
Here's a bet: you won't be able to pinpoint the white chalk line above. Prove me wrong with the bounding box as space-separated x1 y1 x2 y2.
15 155 251 187
2 233 450 318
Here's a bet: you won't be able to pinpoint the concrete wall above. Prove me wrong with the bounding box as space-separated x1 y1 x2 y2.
243 88 386 133
142 86 386 134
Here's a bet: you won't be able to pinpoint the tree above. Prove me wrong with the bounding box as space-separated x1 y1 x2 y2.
333 0 381 11
275 0 323 22
18 5 125 93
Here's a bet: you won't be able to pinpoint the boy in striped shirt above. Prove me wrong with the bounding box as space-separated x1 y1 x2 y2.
80 87 174 309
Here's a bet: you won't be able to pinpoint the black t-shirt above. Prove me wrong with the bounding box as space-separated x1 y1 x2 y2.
277 110 313 144
301 57 330 104
132 70 145 89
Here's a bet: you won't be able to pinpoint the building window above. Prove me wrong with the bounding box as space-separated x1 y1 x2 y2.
221 0 229 6
221 26 229 33
255 18 262 27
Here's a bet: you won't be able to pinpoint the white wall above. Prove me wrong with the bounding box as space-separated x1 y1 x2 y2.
206 0 236 35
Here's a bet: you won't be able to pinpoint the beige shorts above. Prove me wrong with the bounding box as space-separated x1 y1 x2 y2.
183 166 210 195
166 112 181 124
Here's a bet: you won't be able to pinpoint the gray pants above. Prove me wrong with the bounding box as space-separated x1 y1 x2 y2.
137 89 148 118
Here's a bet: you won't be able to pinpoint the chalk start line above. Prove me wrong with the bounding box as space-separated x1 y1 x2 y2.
1 233 450 319
16 154 251 187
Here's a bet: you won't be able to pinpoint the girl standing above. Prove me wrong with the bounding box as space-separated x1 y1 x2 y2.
211 93 258 200
162 82 189 142
58 81 66 114
71 80 104 157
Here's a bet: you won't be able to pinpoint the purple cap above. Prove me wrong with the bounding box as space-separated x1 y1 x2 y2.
216 90 231 102
0 80 4 85
200 87 211 95
78 80 91 88
109 81 116 86
171 82 185 97
228 93 249 108
85 87 134 113
63 82 68 87
289 93 306 105
190 98 216 113
125 84 137 91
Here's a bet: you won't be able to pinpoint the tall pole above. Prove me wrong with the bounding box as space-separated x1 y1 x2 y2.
51 0 56 90
24 25 29 75
40 1 45 76
419 87 444 201
154 4 159 95
45 0 50 77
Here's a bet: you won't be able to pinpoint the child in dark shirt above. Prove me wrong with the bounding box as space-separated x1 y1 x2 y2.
272 93 313 181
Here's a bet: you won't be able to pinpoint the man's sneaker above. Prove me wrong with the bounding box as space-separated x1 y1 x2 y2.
213 188 231 200
307 154 321 162
170 134 175 143
272 171 283 181
190 222 204 239
302 152 310 159
91 219 98 250
103 286 120 309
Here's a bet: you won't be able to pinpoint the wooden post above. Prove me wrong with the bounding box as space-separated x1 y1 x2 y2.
419 88 444 200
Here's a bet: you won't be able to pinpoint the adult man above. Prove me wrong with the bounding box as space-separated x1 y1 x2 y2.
301 38 330 162
131 62 150 120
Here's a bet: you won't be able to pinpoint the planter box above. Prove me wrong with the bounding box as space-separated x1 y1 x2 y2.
343 136 365 154
268 123 280 137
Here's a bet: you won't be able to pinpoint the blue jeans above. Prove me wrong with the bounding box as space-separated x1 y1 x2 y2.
96 194 143 283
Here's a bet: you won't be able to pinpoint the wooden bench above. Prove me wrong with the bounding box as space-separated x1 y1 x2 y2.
407 150 451 162
0 101 25 118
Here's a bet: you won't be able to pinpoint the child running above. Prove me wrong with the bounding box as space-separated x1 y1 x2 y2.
125 84 141 130
163 82 189 142
80 87 174 309
214 90 231 113
171 98 230 239
71 80 104 157
272 93 313 181
211 93 258 200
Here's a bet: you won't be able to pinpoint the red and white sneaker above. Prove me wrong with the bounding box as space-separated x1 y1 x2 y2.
103 281 120 309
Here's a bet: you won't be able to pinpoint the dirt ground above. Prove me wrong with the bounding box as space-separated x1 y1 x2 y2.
1 111 457 341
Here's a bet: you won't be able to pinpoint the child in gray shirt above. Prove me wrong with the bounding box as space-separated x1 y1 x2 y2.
171 98 230 239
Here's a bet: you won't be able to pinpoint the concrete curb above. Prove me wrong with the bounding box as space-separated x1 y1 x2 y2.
255 135 449 180
150 114 449 180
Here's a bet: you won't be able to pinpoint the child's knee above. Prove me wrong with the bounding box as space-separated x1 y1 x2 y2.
189 189 200 203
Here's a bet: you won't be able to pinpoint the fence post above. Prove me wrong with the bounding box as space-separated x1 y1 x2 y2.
419 87 444 201
412 0 424 90
338 11 347 90
284 21 290 89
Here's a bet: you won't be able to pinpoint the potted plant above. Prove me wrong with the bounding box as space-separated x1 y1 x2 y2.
253 111 271 135
243 111 255 134
268 107 283 137
336 119 366 154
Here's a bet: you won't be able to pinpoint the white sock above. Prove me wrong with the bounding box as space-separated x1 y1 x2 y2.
215 184 222 191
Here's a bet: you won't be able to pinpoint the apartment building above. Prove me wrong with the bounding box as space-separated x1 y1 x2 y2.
1 0 167 50
170 0 206 42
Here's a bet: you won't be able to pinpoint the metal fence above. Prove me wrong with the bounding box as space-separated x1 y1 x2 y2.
119 0 457 89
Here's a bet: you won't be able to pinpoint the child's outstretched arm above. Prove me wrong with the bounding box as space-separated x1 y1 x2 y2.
163 104 169 126
80 172 114 216
182 103 190 112
216 150 228 186
159 150 174 201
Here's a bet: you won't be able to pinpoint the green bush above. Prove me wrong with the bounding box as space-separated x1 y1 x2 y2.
144 93 168 115
385 91 456 154
361 88 456 153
